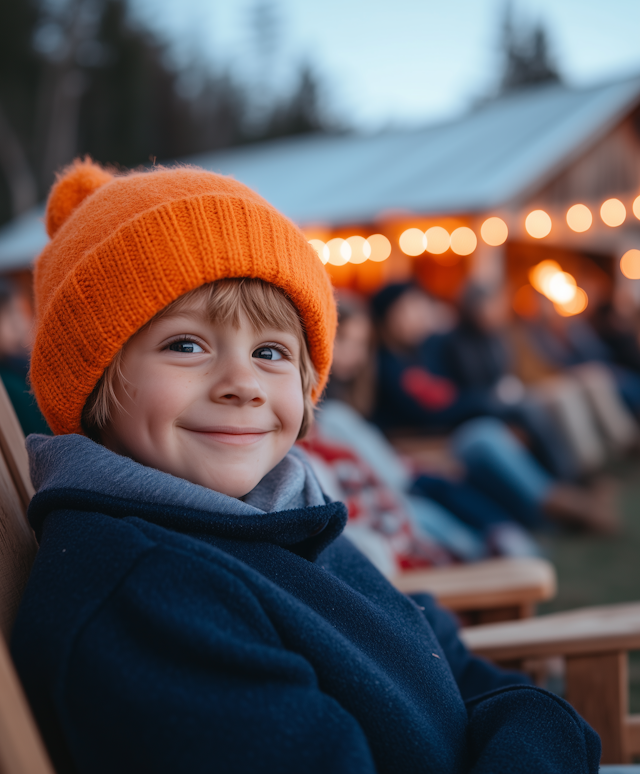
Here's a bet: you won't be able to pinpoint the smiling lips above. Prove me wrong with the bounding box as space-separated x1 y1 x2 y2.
189 426 270 446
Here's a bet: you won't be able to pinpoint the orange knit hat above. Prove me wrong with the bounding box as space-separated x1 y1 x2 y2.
31 159 336 436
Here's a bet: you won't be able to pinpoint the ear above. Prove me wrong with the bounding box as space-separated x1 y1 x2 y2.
46 157 114 238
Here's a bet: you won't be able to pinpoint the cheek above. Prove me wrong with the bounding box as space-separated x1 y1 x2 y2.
116 364 194 434
271 375 305 437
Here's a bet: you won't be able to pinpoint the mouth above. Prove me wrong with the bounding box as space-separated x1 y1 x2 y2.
186 426 270 446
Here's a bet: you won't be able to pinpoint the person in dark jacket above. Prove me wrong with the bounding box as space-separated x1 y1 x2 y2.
12 161 600 774
372 281 577 481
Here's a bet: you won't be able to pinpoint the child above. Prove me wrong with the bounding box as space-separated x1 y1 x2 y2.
12 160 599 773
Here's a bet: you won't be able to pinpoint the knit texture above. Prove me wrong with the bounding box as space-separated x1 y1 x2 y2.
31 159 336 435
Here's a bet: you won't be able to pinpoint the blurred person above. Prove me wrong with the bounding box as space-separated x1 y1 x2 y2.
323 291 616 538
513 288 639 463
591 286 640 373
372 282 577 481
0 278 50 436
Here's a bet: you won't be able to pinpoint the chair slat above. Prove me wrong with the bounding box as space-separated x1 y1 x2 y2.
0 378 35 513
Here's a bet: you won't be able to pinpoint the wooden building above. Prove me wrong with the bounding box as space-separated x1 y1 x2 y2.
2 74 640 313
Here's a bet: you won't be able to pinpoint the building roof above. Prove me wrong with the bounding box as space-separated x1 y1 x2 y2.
189 75 640 225
2 74 640 271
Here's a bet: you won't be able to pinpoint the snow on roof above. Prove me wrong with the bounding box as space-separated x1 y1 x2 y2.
2 75 640 271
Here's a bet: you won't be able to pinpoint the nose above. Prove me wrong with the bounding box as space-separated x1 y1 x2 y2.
209 354 266 407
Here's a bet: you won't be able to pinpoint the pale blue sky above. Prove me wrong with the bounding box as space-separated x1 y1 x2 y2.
132 0 640 131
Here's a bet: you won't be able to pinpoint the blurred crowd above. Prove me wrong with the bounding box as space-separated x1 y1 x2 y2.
302 277 640 579
3 273 640 578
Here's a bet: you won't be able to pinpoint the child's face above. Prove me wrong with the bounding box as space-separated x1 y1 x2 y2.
101 297 305 498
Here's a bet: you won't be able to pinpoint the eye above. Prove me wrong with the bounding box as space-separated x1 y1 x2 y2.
168 340 204 354
253 346 283 361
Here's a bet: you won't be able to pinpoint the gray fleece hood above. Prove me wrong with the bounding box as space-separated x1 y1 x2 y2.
27 434 327 518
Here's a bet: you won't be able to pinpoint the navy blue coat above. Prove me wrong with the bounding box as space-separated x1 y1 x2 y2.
12 486 600 773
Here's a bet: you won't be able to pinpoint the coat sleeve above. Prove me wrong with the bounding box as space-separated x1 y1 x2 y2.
60 544 376 774
466 685 601 774
412 594 601 773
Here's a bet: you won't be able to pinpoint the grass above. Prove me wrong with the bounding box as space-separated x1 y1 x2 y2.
537 456 640 712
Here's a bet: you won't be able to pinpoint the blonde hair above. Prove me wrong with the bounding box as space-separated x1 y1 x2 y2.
82 278 318 441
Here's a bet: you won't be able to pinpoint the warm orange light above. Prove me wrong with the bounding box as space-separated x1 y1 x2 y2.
346 235 371 264
525 210 552 239
450 227 477 255
425 226 450 254
367 234 391 262
547 271 577 304
555 287 588 316
309 239 329 264
633 196 640 221
326 237 351 266
566 204 592 233
399 228 426 256
620 249 640 280
480 217 508 246
529 260 561 296
600 198 626 227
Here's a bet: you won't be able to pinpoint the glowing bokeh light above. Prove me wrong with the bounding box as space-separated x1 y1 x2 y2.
566 204 592 233
399 228 427 256
425 226 450 254
529 260 562 296
555 287 588 317
547 271 577 304
346 235 371 264
525 209 552 239
633 196 640 221
367 234 392 262
600 198 626 227
450 227 477 255
326 238 351 266
620 249 640 280
308 239 329 264
480 217 508 246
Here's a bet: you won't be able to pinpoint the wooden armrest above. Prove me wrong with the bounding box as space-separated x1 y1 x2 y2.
392 557 556 611
461 601 640 661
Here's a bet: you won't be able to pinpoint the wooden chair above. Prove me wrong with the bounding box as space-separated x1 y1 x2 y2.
462 603 640 764
0 378 638 768
0 378 53 773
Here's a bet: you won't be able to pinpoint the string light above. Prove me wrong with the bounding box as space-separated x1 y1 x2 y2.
367 234 392 262
346 235 371 264
525 210 552 238
566 204 592 233
480 217 508 246
326 238 351 266
308 239 329 264
634 196 640 221
620 249 640 280
399 228 427 256
450 227 477 255
425 226 450 254
600 198 626 227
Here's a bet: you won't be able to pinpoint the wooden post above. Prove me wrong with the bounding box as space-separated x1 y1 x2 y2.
565 651 628 764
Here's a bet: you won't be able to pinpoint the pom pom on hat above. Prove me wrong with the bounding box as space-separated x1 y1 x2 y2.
45 158 113 238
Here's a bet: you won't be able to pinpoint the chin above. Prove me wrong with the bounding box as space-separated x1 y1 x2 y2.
197 472 261 499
